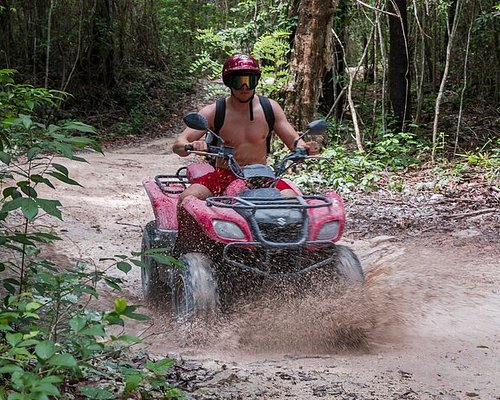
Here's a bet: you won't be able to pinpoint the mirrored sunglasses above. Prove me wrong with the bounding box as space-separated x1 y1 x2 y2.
230 74 259 90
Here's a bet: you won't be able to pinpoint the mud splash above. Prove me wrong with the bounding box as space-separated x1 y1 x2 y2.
145 271 403 358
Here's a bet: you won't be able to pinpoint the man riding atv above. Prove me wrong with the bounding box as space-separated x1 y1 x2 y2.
172 54 320 201
140 54 363 322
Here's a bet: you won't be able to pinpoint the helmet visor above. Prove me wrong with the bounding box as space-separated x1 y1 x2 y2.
229 74 259 90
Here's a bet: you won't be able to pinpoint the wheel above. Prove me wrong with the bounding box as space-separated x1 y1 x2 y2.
334 245 364 283
171 252 219 322
141 221 169 303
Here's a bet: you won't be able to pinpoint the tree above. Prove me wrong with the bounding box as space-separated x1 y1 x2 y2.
284 0 338 129
388 0 411 130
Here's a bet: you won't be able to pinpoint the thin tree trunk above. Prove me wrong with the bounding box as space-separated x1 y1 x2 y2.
388 0 411 130
376 9 387 134
44 0 56 88
454 13 473 154
431 0 462 161
62 0 84 92
331 28 371 152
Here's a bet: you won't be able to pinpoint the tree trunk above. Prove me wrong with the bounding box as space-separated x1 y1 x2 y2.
0 0 14 67
284 0 337 130
388 0 411 130
87 0 115 88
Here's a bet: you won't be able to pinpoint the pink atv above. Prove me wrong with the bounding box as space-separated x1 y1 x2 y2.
141 112 363 321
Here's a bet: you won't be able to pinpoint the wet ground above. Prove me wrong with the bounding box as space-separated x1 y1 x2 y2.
37 136 500 399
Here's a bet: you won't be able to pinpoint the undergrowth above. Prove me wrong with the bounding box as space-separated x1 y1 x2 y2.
0 69 185 399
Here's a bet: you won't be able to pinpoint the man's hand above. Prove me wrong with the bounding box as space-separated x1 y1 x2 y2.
189 140 208 152
304 140 321 155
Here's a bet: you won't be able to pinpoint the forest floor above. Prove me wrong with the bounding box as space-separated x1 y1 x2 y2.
36 128 500 400
32 83 499 399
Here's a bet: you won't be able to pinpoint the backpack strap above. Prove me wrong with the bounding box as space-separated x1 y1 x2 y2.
214 97 226 138
257 95 275 154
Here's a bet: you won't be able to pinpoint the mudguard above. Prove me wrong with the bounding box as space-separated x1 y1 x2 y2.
307 191 345 242
181 195 252 243
143 179 180 230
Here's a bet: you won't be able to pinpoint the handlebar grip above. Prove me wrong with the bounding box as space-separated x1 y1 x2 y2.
185 144 194 152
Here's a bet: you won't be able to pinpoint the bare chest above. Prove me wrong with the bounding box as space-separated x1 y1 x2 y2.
219 109 269 147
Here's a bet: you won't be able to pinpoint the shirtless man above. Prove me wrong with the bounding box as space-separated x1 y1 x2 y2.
172 54 319 202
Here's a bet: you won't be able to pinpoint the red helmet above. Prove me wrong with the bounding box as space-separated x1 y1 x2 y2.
222 54 261 86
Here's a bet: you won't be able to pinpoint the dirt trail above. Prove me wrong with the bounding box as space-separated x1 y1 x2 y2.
39 136 500 400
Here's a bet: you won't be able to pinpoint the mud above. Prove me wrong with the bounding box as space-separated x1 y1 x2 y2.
36 136 500 399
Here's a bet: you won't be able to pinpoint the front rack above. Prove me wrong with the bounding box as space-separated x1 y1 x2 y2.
206 194 332 210
207 194 333 248
154 171 189 194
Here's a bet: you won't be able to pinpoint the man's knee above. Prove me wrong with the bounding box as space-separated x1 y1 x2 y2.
179 184 212 203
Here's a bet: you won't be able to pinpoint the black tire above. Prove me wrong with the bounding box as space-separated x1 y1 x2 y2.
334 245 364 283
171 253 219 322
141 221 169 304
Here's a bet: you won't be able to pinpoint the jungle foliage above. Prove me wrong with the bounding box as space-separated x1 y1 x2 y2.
0 2 498 396
0 69 184 399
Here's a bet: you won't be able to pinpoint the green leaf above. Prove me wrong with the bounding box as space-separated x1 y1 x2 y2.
47 171 82 186
62 121 96 134
1 197 23 212
0 151 11 164
146 358 175 375
47 353 77 368
110 334 142 344
19 185 37 198
0 324 14 331
6 332 23 347
18 114 33 129
114 297 128 314
69 315 87 333
53 142 74 159
150 254 181 267
123 370 144 394
103 277 122 291
27 146 41 160
35 340 57 360
117 261 132 274
131 259 148 268
30 174 56 189
32 382 60 396
18 339 40 347
20 197 38 220
2 187 19 199
52 163 69 176
40 375 63 384
80 323 106 337
79 386 115 399
36 198 63 220
0 365 23 374
122 309 150 321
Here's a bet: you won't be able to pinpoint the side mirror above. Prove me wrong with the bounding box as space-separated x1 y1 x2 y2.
182 112 225 145
183 112 209 131
305 119 327 136
293 119 327 148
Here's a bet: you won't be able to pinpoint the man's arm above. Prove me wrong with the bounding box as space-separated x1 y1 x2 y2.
172 104 216 157
270 100 320 155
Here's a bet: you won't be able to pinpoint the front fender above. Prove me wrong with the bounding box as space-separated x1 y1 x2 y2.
181 195 252 243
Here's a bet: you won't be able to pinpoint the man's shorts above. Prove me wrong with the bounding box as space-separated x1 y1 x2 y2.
191 168 294 196
191 168 237 196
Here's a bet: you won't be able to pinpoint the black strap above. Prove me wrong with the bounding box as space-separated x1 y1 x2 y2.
213 95 275 153
214 97 226 136
258 95 275 153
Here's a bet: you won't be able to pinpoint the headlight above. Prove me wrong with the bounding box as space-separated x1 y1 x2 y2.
212 220 246 239
317 220 339 240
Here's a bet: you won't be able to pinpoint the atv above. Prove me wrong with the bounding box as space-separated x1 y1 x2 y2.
141 112 363 321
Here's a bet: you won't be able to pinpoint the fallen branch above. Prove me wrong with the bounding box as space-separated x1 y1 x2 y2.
444 208 498 220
